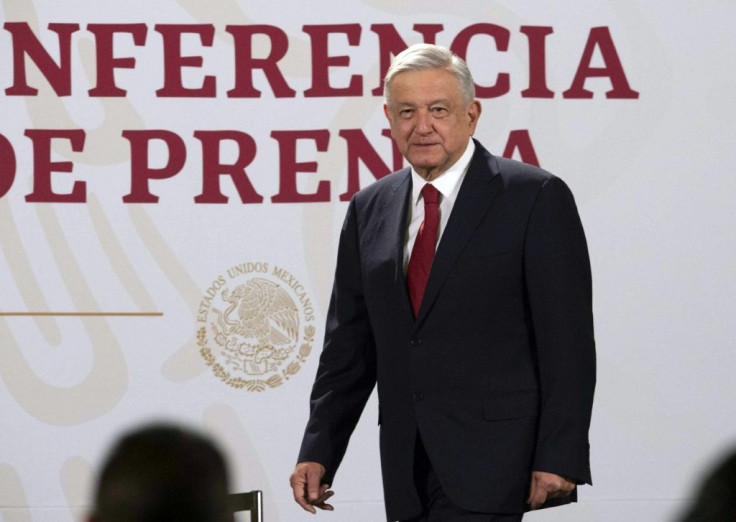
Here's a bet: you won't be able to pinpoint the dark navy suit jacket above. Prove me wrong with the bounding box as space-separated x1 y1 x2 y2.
298 140 596 521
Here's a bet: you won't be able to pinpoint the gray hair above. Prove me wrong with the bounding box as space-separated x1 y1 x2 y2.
383 43 476 106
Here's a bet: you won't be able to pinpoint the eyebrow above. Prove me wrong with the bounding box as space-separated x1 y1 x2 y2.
393 98 451 109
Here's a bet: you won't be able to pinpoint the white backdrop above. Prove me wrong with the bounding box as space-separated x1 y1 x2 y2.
1 1 735 521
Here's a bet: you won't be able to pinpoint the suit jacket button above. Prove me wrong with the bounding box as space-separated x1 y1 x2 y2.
410 337 422 346
412 392 424 401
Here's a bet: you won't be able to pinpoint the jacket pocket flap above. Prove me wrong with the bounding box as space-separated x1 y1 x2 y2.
482 392 539 421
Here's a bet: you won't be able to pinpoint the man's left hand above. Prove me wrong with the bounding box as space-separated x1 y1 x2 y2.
527 471 575 509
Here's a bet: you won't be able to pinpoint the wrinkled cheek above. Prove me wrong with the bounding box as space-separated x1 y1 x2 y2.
390 135 409 155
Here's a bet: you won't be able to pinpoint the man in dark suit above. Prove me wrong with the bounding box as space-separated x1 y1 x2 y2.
290 43 596 521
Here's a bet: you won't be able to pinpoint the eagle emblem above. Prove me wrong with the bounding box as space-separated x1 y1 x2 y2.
214 279 299 375
198 266 315 391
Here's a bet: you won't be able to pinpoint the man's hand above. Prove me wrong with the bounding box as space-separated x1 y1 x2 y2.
289 461 335 514
527 471 575 510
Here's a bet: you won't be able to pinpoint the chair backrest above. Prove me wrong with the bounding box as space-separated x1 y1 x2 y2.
228 490 263 522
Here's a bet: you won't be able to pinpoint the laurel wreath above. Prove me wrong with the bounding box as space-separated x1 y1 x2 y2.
197 324 315 392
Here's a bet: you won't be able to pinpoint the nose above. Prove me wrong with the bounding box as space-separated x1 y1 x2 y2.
415 109 434 134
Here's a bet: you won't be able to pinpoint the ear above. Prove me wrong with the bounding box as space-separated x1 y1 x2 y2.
467 100 482 134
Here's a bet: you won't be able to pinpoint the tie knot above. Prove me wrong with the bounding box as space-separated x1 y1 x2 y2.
421 183 440 205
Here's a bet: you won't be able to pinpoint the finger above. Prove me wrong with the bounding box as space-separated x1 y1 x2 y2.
314 485 331 501
316 502 334 511
290 467 318 514
312 486 335 510
315 490 335 504
530 488 547 510
549 483 574 496
529 479 547 509
549 484 575 499
291 478 316 513
292 482 317 513
298 499 317 514
526 475 536 505
315 497 335 511
545 478 575 498
306 465 324 501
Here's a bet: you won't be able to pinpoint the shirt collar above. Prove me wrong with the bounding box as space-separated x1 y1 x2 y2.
411 138 476 207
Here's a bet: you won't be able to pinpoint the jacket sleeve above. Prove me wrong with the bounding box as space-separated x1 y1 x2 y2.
524 176 596 485
297 197 377 485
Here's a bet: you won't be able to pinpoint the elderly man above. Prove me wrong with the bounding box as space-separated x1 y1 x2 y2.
290 43 596 521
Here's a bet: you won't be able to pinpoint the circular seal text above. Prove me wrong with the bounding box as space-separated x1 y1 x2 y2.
197 262 315 391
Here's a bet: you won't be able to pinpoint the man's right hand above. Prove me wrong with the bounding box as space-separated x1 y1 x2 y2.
289 461 335 514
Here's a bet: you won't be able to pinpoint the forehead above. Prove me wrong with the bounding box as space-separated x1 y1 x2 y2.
387 68 463 104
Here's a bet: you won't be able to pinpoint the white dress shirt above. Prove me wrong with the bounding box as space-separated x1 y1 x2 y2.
403 138 476 271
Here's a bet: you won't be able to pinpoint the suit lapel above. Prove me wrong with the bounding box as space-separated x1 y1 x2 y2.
381 169 414 317
415 143 502 325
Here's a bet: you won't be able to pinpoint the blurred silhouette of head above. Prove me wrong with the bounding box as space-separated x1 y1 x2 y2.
89 423 231 522
680 447 736 521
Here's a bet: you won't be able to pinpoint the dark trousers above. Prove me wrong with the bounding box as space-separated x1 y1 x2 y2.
400 434 524 522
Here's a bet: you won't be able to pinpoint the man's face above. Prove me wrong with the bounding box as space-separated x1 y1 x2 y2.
384 68 481 181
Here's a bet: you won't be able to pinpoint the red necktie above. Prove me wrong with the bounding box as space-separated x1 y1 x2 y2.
407 184 440 317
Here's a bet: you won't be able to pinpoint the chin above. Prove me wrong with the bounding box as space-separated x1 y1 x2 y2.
409 155 442 170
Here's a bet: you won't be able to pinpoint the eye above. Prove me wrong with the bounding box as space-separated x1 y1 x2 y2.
430 106 448 116
399 108 414 119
